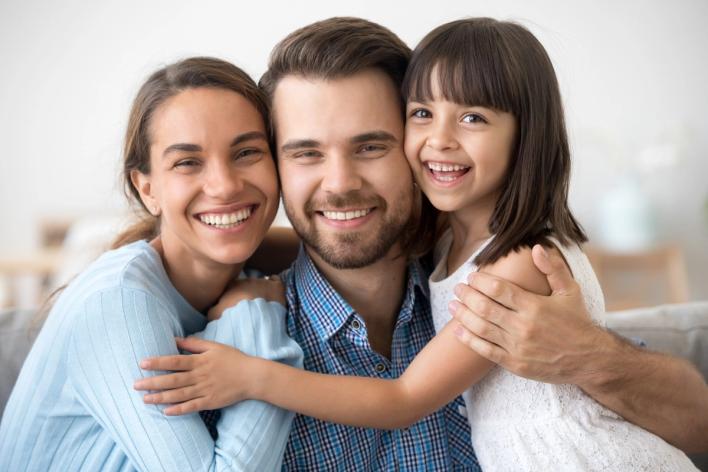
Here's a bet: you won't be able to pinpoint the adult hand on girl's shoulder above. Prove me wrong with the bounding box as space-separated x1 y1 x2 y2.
208 276 286 321
450 244 607 385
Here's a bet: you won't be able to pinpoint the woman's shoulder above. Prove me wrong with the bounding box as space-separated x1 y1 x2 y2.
62 240 171 306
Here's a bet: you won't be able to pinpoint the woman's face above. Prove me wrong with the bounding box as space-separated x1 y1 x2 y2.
133 87 279 269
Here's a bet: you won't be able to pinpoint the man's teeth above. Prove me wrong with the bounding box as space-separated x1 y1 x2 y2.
322 209 372 221
427 162 469 172
199 207 252 227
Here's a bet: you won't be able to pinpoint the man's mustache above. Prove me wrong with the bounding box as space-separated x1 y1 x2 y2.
305 192 386 213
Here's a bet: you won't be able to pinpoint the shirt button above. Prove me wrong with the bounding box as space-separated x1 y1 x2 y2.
351 319 361 330
375 363 387 373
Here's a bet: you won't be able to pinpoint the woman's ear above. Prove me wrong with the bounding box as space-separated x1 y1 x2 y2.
130 169 161 216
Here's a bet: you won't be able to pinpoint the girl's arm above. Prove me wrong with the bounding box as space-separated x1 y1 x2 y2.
138 247 551 429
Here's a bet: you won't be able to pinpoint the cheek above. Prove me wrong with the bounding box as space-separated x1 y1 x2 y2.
403 127 424 165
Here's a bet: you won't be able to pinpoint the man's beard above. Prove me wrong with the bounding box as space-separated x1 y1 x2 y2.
283 188 414 270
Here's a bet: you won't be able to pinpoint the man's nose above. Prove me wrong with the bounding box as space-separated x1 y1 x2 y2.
320 154 363 194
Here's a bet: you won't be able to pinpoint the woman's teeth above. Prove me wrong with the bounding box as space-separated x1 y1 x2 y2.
322 209 372 221
199 207 252 228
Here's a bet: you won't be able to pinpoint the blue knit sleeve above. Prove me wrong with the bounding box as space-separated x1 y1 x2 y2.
67 287 298 471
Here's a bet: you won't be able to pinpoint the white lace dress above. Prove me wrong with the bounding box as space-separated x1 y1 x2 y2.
430 230 697 471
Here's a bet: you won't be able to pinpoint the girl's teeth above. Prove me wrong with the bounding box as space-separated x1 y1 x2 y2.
427 162 469 172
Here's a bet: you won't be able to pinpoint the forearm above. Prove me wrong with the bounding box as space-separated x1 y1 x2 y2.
248 358 425 429
578 330 708 452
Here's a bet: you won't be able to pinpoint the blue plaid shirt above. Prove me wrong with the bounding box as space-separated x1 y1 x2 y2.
281 249 480 471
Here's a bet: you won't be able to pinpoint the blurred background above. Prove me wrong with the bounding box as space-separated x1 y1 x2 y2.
1 0 707 310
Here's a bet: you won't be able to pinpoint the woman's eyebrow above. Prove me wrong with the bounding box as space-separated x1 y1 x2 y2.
230 131 268 146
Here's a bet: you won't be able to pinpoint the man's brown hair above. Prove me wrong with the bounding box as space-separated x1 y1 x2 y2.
259 17 410 118
260 17 437 258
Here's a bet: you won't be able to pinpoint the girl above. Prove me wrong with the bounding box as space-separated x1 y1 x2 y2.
135 20 697 470
0 57 302 471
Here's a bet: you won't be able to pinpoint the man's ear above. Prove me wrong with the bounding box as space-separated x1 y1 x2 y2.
130 169 160 216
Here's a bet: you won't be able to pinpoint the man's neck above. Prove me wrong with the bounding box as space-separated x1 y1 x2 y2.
307 246 409 359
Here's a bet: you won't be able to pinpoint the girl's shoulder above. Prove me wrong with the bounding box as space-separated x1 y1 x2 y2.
480 245 551 296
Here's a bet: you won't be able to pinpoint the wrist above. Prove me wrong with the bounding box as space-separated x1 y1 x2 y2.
575 327 635 396
245 357 270 400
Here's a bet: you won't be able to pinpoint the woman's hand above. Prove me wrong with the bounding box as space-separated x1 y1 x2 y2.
208 276 285 321
134 337 257 415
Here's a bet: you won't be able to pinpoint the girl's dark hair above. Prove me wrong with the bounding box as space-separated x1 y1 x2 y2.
403 18 587 266
113 56 271 248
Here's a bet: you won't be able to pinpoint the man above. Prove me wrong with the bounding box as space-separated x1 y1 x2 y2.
261 16 707 470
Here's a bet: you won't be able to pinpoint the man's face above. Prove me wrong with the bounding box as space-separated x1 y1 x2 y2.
273 69 415 269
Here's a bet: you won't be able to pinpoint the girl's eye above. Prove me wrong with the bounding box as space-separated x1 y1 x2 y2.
461 113 487 124
410 108 431 119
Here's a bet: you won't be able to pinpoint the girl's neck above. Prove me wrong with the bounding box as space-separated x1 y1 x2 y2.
151 237 242 313
446 196 497 274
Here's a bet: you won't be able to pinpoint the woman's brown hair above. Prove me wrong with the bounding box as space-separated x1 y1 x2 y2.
402 18 587 266
113 56 271 248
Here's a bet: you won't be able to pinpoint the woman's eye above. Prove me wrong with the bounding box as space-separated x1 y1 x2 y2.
410 108 431 119
234 148 264 161
174 158 200 168
462 113 487 124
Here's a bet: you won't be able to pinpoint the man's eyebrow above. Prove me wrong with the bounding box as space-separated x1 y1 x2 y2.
162 131 268 157
280 139 321 152
350 131 398 144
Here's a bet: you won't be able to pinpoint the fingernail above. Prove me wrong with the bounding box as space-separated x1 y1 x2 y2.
140 359 150 369
144 395 153 403
454 284 463 297
448 301 457 314
454 325 464 337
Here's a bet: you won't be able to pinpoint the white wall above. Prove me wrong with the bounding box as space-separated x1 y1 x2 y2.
1 0 707 298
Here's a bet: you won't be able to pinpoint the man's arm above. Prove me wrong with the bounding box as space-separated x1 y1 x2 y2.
450 245 708 453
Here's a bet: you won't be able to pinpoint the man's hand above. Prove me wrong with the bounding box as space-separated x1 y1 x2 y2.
208 276 286 321
450 244 608 385
451 244 708 452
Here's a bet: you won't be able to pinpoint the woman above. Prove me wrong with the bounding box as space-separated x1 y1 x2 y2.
0 57 302 471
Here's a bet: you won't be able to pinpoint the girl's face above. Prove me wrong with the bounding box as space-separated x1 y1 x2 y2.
132 87 279 269
404 83 517 217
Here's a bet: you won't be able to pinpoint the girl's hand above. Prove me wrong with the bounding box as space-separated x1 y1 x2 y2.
134 337 256 415
208 276 285 321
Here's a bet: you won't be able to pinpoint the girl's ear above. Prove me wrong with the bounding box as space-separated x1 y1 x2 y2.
130 169 161 217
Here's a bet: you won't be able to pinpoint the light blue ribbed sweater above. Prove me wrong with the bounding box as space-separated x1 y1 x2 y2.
0 240 303 471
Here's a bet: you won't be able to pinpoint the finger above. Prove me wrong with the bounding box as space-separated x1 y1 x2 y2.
448 300 509 348
140 354 195 371
134 372 195 391
164 398 205 416
454 282 518 332
452 322 507 365
176 336 219 354
531 245 574 295
465 272 526 311
144 386 200 405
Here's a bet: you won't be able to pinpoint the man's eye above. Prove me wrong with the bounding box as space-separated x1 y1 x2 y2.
293 150 321 159
410 108 431 119
357 144 387 158
461 113 487 124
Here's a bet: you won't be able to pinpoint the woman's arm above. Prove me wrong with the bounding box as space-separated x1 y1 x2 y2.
69 287 299 471
138 247 548 429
